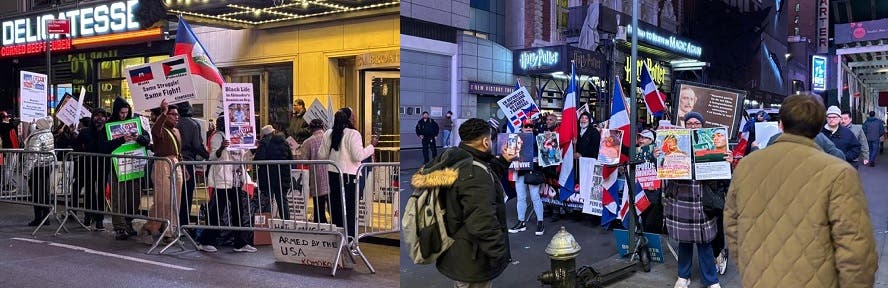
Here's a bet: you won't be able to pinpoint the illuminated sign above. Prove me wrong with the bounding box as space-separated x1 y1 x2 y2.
626 24 702 59
1 0 140 46
1 38 71 57
812 55 827 91
624 56 667 85
468 82 514 96
519 48 559 71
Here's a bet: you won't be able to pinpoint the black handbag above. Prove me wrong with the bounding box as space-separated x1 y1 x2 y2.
701 181 727 215
523 170 545 185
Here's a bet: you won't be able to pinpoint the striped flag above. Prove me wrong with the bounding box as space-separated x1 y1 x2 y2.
641 63 667 117
618 180 651 228
557 62 578 201
600 76 632 214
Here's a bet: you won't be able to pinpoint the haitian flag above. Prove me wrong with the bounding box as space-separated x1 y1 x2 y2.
129 66 153 83
557 62 578 201
641 63 667 117
174 18 225 112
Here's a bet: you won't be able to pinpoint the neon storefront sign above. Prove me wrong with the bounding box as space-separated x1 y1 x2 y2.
2 0 140 46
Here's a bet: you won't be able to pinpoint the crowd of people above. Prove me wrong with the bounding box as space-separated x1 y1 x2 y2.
413 93 883 288
2 97 378 254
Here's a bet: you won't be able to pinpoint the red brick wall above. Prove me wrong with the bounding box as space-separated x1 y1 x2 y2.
525 0 534 48
542 0 551 41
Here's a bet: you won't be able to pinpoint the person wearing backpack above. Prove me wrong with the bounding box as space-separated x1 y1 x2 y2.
408 118 517 288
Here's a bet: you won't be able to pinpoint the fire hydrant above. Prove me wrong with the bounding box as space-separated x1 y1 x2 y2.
538 226 581 288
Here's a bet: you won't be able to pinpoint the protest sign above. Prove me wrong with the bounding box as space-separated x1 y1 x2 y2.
674 81 745 139
579 157 603 216
270 219 356 269
755 121 780 149
496 133 535 170
124 55 197 111
105 119 147 181
536 132 562 167
139 116 152 145
223 83 257 150
656 129 692 180
598 129 624 165
497 87 541 131
20 71 47 122
636 154 661 190
693 127 732 180
305 98 333 129
286 169 309 221
55 93 91 126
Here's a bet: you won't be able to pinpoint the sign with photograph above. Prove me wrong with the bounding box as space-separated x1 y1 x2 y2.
124 55 197 111
20 71 47 122
692 128 731 180
497 87 541 131
598 129 624 165
673 81 745 139
636 146 660 190
579 157 603 216
536 132 562 167
496 133 535 170
223 83 257 150
656 129 692 180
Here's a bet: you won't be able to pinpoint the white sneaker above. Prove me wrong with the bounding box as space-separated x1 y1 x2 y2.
198 244 218 253
708 284 722 288
674 278 690 288
716 252 728 275
234 245 258 253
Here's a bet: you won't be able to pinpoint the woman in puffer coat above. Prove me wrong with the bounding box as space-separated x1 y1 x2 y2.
25 116 55 226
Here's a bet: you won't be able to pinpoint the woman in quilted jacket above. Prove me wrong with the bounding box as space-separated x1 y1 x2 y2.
655 112 729 288
24 116 55 226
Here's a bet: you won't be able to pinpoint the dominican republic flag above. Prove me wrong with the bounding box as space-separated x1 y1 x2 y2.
129 66 153 83
601 178 623 227
733 115 750 167
600 76 633 216
618 180 651 228
641 63 667 117
557 62 579 201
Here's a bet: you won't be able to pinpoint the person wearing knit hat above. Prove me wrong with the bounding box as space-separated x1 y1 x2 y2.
684 111 705 127
261 125 275 137
822 105 862 168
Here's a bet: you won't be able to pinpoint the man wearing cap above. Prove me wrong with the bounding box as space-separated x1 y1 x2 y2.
822 106 861 168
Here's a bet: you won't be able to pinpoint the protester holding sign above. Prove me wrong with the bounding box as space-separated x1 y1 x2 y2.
507 120 545 236
635 129 663 234
143 100 186 245
99 97 151 241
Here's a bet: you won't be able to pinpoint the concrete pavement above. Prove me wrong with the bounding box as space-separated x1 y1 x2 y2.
400 148 888 287
0 204 398 288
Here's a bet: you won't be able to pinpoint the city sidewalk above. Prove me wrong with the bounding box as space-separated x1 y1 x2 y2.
400 149 888 287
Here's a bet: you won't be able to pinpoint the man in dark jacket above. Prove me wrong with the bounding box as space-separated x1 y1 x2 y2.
254 125 293 220
415 111 439 164
74 111 108 230
101 97 151 240
410 118 515 287
862 111 885 166
575 112 600 158
176 102 210 228
286 99 310 144
822 106 861 168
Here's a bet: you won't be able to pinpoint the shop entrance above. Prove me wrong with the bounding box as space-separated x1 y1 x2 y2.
225 65 293 130
363 71 399 162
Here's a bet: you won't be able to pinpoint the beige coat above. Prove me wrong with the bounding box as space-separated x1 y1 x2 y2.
725 133 877 288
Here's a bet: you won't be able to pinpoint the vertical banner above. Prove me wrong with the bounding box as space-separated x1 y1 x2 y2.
598 129 625 165
20 71 48 123
287 169 309 221
817 0 829 54
223 83 258 150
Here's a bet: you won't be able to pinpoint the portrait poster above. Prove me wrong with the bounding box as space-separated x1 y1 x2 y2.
673 81 745 139
223 83 258 150
579 157 603 216
598 129 624 165
496 133 535 170
754 122 781 149
693 127 732 180
536 132 562 167
655 129 692 180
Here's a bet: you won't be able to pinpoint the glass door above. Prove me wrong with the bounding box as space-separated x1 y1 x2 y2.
363 71 400 162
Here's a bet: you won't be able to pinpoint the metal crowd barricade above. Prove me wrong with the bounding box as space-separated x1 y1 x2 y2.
0 149 60 235
170 159 370 277
57 152 177 254
354 162 400 241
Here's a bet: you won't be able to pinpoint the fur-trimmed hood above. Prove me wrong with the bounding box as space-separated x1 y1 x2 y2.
410 146 475 189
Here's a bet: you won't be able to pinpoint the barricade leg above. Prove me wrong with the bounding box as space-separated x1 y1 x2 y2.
30 165 57 236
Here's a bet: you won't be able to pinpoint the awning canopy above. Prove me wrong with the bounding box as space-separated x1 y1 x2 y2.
165 0 399 29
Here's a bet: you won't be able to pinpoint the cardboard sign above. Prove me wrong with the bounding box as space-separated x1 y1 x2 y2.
222 83 257 150
497 87 540 131
124 55 197 111
55 93 91 126
579 157 603 216
287 169 309 221
305 98 332 129
20 71 47 122
270 219 355 269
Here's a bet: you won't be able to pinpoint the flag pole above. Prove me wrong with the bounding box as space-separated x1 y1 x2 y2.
627 0 640 255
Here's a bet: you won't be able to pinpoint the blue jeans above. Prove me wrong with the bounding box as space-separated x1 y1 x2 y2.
869 140 880 163
678 242 718 286
443 130 451 147
515 175 543 222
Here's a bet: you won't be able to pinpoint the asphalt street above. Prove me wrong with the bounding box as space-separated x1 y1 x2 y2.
400 147 888 288
0 204 399 288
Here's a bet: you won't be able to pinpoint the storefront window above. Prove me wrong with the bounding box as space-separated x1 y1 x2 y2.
268 67 293 130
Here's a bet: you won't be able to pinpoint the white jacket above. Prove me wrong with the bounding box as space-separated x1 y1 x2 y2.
318 128 374 175
206 132 251 189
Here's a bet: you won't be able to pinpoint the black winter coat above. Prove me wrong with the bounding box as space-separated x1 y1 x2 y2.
821 126 862 163
576 126 600 158
410 144 511 283
254 133 293 190
415 119 439 138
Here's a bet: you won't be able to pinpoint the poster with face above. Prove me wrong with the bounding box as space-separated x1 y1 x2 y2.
496 133 535 170
693 127 732 180
536 132 562 167
673 81 745 139
598 129 624 165
655 129 692 180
